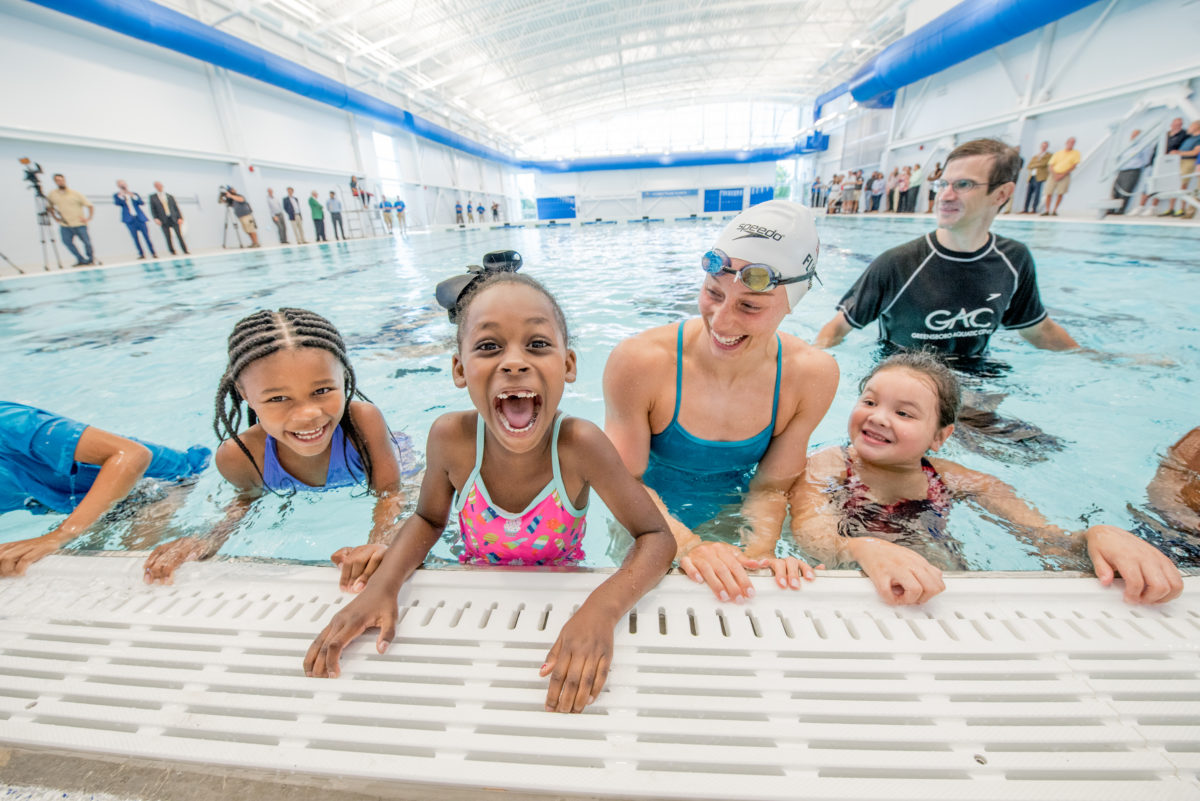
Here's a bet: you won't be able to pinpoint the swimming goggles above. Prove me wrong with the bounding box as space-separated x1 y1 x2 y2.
700 248 820 292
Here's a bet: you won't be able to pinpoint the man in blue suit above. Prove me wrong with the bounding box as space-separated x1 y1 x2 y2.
114 180 156 259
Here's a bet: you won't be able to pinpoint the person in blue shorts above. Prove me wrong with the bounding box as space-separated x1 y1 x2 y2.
0 401 210 576
604 200 839 603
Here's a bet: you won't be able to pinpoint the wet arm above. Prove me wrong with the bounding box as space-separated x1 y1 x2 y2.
142 439 263 583
946 461 1182 603
330 404 410 591
1017 317 1079 351
352 402 405 546
54 427 153 545
1 427 153 577
1146 428 1200 532
741 350 839 558
785 456 849 566
305 422 458 677
541 421 674 712
815 311 853 348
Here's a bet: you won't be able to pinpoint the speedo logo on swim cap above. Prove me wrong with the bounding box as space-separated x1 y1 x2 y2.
733 223 783 241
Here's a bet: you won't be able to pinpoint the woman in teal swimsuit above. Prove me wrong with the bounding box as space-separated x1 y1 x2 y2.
604 200 840 602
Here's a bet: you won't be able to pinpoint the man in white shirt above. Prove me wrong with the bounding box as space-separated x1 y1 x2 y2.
266 188 287 244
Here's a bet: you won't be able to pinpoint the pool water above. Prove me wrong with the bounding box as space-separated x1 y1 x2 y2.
1 216 1197 570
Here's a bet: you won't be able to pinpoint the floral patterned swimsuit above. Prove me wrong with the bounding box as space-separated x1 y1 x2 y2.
452 415 587 565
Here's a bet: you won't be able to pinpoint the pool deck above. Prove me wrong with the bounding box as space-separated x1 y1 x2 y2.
1 554 1198 800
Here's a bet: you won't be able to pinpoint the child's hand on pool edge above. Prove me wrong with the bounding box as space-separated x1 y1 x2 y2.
304 583 398 678
845 537 946 606
0 533 65 577
1082 524 1183 604
540 603 615 713
142 536 219 585
753 555 821 590
331 543 388 592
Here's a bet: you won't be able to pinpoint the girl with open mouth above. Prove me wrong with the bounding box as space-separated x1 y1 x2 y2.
304 272 675 714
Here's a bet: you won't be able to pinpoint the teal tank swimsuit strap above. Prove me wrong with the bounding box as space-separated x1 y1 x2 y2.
643 320 783 528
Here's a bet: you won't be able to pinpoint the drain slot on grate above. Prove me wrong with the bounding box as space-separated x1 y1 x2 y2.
636 760 784 776
466 752 603 769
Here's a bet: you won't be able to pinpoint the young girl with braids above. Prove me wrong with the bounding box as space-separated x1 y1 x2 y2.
773 351 1183 606
142 308 411 590
304 273 675 713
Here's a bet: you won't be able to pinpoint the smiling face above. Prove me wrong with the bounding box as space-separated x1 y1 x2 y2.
237 347 347 458
453 282 576 453
849 367 953 466
697 262 789 358
935 154 1009 232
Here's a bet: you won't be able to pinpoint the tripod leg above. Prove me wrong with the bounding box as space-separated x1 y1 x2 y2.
0 251 24 274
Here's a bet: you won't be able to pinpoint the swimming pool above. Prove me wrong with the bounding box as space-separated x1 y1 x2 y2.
1 216 1197 570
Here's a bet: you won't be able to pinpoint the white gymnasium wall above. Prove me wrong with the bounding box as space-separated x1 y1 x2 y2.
0 1 521 272
807 0 1200 214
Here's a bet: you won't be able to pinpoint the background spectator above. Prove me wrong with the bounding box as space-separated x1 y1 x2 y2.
1161 120 1200 218
113 179 156 260
46 173 94 266
1109 130 1154 216
308 190 326 241
265 188 287 244
149 181 188 254
224 187 259 247
1042 137 1080 216
1023 141 1051 213
283 187 306 244
327 191 346 240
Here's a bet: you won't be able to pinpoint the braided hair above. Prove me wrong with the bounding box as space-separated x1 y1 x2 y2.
214 308 375 494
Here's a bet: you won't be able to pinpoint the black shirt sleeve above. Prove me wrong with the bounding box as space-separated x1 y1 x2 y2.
997 239 1047 330
836 240 919 329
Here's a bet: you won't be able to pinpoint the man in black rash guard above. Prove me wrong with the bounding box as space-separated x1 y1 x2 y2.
817 138 1079 357
817 139 1081 453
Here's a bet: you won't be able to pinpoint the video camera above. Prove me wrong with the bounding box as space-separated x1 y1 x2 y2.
218 185 234 204
19 158 45 197
434 250 523 323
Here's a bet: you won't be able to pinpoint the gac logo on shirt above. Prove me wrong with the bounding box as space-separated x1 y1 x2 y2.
924 307 995 331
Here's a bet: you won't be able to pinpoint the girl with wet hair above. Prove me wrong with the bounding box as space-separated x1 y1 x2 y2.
304 274 675 714
142 308 415 590
778 351 1182 606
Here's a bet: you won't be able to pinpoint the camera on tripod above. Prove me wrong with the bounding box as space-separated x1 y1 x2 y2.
218 185 234 205
434 250 523 323
19 158 45 198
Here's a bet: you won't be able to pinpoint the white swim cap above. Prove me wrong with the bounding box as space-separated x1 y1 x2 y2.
712 200 820 311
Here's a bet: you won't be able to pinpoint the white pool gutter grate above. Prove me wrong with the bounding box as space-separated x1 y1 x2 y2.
1 555 1198 800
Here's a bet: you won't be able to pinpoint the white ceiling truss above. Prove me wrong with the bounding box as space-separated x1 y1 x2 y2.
169 0 909 156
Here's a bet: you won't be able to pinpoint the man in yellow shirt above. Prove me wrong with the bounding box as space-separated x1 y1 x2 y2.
46 173 95 266
1041 137 1080 216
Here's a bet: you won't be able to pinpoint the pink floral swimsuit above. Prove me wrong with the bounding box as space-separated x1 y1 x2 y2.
452 415 587 566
